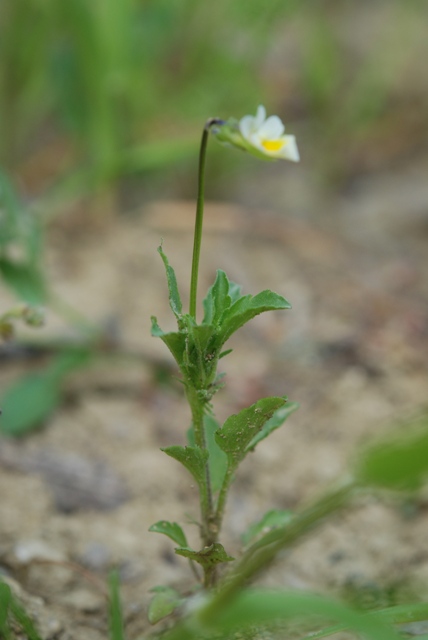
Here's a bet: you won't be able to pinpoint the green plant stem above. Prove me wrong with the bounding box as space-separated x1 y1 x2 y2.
214 462 234 533
189 118 223 320
199 480 355 624
185 386 215 548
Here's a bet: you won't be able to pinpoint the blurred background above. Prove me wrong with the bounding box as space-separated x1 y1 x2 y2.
1 2 428 631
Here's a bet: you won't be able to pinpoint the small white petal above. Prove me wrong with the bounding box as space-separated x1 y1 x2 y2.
278 135 300 162
255 105 266 127
258 115 284 139
239 115 254 139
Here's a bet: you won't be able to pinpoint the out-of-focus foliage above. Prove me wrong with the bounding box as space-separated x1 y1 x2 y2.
1 0 427 197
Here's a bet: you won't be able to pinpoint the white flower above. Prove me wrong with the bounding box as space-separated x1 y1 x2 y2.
239 105 300 162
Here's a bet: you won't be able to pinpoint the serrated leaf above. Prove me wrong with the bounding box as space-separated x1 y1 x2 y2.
162 445 208 489
246 401 299 451
242 509 294 547
157 245 182 318
148 586 182 624
175 543 234 568
356 417 428 490
215 397 287 468
219 289 291 343
204 415 228 494
0 259 47 305
148 521 188 548
151 317 187 366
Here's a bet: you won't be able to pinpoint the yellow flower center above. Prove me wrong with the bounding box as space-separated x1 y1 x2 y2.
261 139 284 152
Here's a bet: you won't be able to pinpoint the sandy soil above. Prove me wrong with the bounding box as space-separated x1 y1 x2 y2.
1 168 428 638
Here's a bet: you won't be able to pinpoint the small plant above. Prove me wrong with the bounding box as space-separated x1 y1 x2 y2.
149 104 299 589
145 107 428 640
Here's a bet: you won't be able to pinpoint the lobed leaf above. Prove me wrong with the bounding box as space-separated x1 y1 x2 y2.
215 397 287 468
148 521 188 548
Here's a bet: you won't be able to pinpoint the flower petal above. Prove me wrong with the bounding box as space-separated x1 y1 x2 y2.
239 115 255 139
277 135 300 162
254 105 266 127
258 115 284 139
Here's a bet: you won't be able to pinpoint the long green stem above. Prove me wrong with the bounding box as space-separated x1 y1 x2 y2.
186 386 215 545
189 118 223 320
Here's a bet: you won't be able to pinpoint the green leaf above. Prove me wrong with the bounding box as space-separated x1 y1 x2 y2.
0 581 12 630
356 417 428 490
0 350 91 436
175 543 234 568
219 289 291 343
202 270 232 326
151 317 186 366
242 509 294 547
157 245 182 318
204 415 228 494
215 397 287 468
246 401 299 451
0 372 61 436
148 586 182 625
201 589 401 640
148 521 188 548
162 445 208 490
0 259 47 305
108 571 125 640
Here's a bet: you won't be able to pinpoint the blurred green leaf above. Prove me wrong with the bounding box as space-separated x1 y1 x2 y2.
148 521 188 548
215 397 287 469
242 509 294 548
0 349 91 435
356 417 428 491
0 581 12 633
108 570 125 640
199 589 401 640
0 259 47 305
148 586 182 625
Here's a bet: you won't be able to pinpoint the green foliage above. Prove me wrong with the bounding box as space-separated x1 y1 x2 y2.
0 349 91 435
108 571 126 640
162 446 209 493
356 416 428 491
152 261 291 395
149 521 188 548
0 171 46 304
242 508 294 548
215 397 287 469
148 586 182 625
0 579 42 640
175 543 234 569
